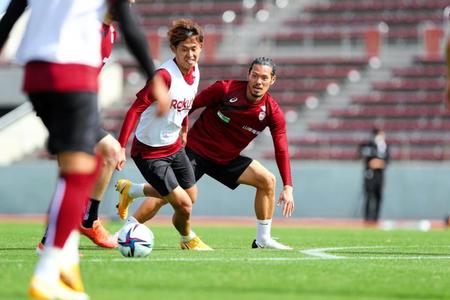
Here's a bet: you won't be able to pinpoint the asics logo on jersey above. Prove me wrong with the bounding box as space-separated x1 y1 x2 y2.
242 125 261 135
171 98 193 112
228 97 238 103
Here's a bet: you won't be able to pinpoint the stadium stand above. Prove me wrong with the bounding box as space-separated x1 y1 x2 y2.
1 0 448 163
98 0 449 161
265 0 448 46
288 53 448 161
257 0 448 161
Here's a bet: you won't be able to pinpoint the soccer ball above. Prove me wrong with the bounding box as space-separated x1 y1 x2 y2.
117 223 154 257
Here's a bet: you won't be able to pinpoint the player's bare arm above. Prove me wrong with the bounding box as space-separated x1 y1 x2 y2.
180 125 188 146
116 147 127 171
112 0 170 115
151 74 171 116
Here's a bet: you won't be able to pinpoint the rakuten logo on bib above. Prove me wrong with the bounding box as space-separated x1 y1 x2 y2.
171 98 193 112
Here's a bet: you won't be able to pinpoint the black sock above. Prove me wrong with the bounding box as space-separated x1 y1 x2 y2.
82 198 100 228
40 227 48 245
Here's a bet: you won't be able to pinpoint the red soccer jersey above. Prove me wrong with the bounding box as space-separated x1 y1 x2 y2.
187 80 293 186
101 23 116 65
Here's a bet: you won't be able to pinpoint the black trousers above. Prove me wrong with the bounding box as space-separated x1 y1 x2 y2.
363 169 384 221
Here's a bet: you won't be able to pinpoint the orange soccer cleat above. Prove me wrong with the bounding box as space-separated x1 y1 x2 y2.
79 220 117 249
35 242 45 256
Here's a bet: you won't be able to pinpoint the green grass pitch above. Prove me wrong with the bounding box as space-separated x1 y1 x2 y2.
0 222 449 300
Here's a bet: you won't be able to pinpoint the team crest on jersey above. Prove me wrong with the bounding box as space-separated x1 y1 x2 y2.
259 105 266 121
258 112 266 121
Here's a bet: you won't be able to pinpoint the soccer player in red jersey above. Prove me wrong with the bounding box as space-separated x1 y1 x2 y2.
121 57 295 250
115 19 212 250
0 0 169 298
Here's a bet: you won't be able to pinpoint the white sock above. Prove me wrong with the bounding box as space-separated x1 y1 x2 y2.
129 183 145 198
125 216 139 225
256 219 272 244
181 231 197 243
34 247 63 282
62 230 80 266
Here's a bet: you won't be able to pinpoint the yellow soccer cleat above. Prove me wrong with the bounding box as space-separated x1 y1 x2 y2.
115 179 135 220
60 263 84 292
28 276 89 300
180 236 213 251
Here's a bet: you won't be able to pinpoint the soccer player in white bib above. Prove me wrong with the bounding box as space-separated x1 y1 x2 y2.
35 2 144 254
0 0 169 299
115 19 212 251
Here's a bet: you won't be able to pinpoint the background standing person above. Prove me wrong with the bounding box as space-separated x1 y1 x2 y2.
0 0 169 299
115 19 213 251
118 57 295 250
359 128 390 223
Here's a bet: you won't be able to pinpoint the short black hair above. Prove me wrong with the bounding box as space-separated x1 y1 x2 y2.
372 127 383 136
248 57 277 77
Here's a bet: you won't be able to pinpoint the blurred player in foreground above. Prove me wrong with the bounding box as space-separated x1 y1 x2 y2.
0 0 169 299
118 57 295 250
36 3 135 252
115 19 213 250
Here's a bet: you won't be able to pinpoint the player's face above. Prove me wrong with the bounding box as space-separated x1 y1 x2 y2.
247 64 276 101
172 37 202 75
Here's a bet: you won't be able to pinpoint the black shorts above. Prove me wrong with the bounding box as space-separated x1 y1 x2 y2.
28 92 100 155
132 148 196 197
96 128 109 143
185 146 253 190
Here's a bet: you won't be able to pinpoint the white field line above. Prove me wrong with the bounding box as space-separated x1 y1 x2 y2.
2 255 450 264
87 255 450 262
2 256 450 264
300 245 450 260
300 246 387 259
300 248 345 259
2 246 450 264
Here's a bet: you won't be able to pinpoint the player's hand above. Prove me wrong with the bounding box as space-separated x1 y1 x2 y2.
150 75 171 117
116 147 126 171
277 185 294 217
180 127 188 146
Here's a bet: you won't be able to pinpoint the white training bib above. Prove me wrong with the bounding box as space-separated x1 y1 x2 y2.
135 59 200 147
16 0 106 67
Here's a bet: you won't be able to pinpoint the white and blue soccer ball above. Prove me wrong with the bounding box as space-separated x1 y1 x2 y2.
117 223 154 257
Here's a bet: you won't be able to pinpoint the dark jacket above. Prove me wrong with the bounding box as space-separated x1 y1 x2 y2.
359 140 390 170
